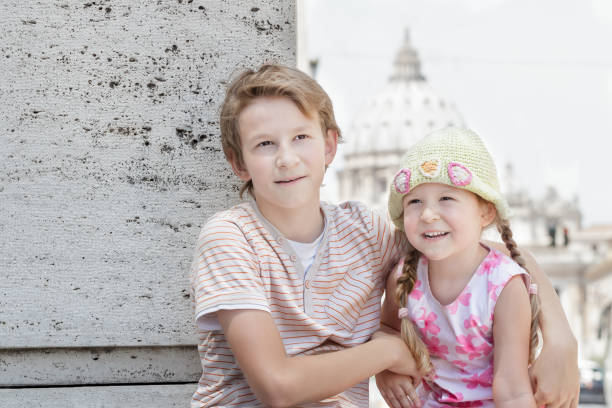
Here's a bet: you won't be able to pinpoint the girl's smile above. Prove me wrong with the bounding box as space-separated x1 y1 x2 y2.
402 183 495 265
422 231 449 240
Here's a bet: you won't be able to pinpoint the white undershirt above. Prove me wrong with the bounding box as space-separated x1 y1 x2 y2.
286 227 325 273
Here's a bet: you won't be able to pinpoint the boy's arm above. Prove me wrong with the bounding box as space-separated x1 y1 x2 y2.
492 276 537 408
486 241 579 406
194 218 418 406
217 308 419 408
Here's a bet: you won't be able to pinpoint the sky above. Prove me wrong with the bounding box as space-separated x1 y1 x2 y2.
302 0 612 227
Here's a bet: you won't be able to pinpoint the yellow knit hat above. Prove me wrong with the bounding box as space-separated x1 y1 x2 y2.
388 127 510 231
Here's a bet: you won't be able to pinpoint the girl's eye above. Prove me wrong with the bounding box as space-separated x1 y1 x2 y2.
406 198 421 205
257 141 273 148
440 196 453 201
295 134 308 140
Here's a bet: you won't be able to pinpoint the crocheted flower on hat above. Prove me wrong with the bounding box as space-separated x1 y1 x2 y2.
448 162 473 186
419 159 440 178
393 169 411 194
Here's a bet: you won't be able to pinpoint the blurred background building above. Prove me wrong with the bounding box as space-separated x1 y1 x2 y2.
299 5 612 401
336 30 464 212
344 31 611 407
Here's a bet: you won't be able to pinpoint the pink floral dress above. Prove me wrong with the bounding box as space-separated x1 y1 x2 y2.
397 245 531 407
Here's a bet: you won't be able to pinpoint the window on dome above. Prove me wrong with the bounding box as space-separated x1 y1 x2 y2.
428 120 435 128
423 98 430 106
405 120 412 127
440 100 446 109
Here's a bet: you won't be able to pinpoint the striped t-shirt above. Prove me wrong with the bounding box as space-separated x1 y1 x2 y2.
190 199 406 407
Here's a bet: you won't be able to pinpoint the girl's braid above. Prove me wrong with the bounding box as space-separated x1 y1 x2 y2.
497 217 541 363
395 249 434 375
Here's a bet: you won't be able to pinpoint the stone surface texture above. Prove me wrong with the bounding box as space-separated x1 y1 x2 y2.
1 384 197 407
0 0 295 394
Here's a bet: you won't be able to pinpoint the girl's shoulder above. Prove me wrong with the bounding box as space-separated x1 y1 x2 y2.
482 245 526 275
392 256 406 279
482 246 531 303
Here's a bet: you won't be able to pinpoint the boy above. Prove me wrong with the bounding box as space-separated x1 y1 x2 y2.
190 64 578 407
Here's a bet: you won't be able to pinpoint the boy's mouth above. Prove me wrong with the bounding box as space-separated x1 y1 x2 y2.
275 176 305 184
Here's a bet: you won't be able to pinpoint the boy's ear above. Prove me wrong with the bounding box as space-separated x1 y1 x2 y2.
324 129 339 166
228 152 251 182
480 201 497 227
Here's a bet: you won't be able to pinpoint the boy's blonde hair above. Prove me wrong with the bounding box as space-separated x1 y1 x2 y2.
219 64 342 197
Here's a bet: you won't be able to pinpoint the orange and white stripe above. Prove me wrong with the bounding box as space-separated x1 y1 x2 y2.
190 200 407 407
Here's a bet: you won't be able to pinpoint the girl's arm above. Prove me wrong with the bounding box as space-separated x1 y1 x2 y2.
217 308 420 408
492 276 537 408
487 241 579 406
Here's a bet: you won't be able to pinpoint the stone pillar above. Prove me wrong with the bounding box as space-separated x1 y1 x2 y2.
0 1 295 405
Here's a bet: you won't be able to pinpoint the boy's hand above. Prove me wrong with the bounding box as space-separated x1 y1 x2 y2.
372 329 423 382
529 337 579 407
376 369 421 408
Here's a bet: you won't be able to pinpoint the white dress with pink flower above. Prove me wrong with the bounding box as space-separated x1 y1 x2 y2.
397 245 531 407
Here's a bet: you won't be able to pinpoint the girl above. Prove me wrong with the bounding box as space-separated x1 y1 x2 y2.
378 127 541 407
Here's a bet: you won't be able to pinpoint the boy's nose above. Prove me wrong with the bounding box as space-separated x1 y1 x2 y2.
420 206 440 223
275 145 299 168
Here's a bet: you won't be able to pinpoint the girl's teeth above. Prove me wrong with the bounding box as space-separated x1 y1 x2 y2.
425 232 446 238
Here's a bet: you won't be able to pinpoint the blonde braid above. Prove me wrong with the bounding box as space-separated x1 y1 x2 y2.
496 218 541 363
395 249 434 375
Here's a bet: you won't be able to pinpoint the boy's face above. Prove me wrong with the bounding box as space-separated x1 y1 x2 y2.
230 96 337 215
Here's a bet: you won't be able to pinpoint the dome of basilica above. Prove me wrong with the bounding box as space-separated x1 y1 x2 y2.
345 30 464 156
346 81 465 155
338 30 465 210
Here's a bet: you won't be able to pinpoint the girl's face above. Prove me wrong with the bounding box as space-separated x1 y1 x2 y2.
402 183 496 262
